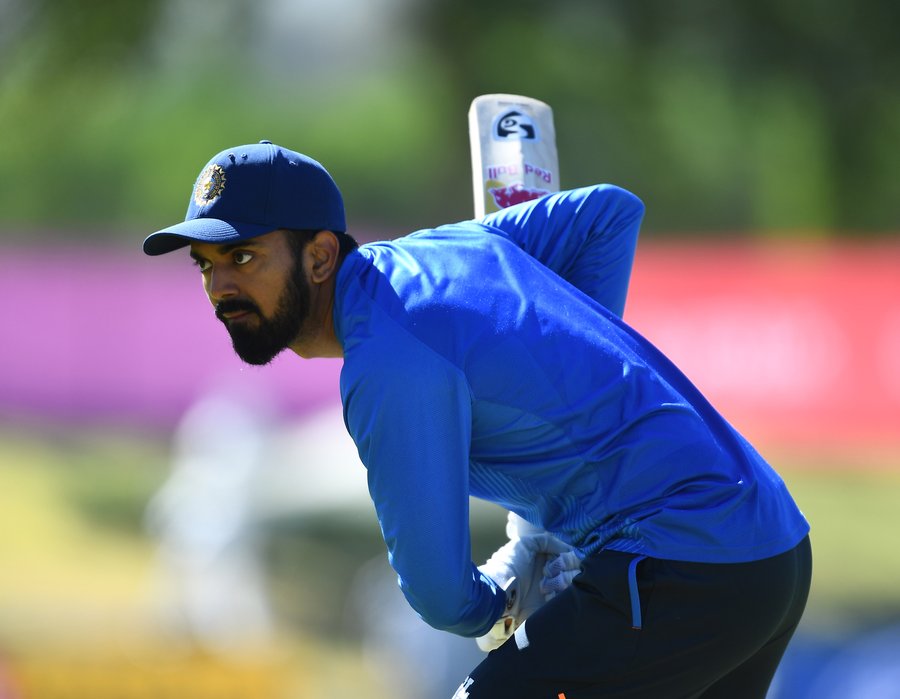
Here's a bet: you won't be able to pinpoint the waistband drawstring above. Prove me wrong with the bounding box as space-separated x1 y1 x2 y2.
628 555 648 630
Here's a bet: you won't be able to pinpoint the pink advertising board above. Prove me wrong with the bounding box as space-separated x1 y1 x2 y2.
3 239 898 452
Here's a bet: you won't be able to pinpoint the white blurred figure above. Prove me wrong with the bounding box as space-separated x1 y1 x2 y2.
255 404 371 519
146 383 495 698
145 378 372 656
145 382 278 655
347 554 488 699
343 500 510 699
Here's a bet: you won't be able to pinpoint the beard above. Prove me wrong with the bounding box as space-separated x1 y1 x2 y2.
215 262 311 366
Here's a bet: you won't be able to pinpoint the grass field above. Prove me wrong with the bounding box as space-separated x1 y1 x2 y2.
0 428 393 698
1 425 899 696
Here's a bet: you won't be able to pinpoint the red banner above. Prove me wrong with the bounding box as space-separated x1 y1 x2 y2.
626 241 900 452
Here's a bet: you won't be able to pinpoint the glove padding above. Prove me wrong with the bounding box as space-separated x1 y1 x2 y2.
476 530 577 651
540 549 582 599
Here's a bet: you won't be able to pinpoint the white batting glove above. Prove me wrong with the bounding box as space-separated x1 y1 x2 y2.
475 574 519 652
476 531 572 651
540 549 582 599
507 512 581 600
505 511 546 539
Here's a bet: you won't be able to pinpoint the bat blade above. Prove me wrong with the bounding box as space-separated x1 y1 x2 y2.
468 94 560 218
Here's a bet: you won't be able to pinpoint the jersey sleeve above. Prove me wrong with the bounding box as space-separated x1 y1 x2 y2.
341 329 506 637
480 185 645 317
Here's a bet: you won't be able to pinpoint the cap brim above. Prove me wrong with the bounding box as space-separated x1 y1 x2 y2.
142 217 278 256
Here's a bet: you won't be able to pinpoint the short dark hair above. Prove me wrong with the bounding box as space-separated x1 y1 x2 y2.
284 228 359 266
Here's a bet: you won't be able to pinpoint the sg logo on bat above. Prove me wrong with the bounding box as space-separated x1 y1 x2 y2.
493 109 540 142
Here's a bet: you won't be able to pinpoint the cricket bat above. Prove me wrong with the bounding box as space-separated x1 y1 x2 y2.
468 95 574 654
468 94 560 218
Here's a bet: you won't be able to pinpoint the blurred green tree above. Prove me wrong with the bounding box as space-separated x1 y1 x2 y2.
0 0 896 238
414 0 900 235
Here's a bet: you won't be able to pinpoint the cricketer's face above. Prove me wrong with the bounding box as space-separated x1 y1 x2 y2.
190 230 311 365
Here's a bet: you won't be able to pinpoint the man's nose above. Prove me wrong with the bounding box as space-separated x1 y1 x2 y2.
206 267 239 305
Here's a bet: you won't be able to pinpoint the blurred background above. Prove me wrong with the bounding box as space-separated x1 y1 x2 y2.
1 0 898 697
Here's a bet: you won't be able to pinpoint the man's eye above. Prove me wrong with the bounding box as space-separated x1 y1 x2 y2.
234 252 253 265
193 259 211 272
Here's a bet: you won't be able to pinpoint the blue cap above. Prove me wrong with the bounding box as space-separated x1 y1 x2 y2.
143 140 345 255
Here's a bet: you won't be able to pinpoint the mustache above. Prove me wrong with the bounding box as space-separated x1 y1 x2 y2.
215 299 261 322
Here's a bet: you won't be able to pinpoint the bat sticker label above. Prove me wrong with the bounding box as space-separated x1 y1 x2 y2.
487 162 554 184
488 183 551 209
492 109 540 142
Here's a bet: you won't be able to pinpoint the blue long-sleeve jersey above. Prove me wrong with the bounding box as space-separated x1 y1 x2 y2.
333 185 809 638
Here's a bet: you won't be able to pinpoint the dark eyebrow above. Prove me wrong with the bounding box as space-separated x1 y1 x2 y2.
218 241 261 252
189 240 260 262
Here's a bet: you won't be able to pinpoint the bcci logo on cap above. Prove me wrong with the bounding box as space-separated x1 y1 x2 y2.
193 164 226 207
492 109 539 142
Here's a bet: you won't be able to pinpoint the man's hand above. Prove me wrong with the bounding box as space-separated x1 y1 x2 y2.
541 549 582 599
476 530 576 651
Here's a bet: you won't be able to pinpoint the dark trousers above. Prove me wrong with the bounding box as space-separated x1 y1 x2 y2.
460 536 812 699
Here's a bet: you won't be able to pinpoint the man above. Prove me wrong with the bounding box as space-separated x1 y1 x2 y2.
144 140 811 698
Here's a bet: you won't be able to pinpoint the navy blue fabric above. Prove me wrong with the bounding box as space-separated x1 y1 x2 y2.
463 536 813 698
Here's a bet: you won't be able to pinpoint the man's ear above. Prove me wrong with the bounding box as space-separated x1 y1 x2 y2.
307 230 341 283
